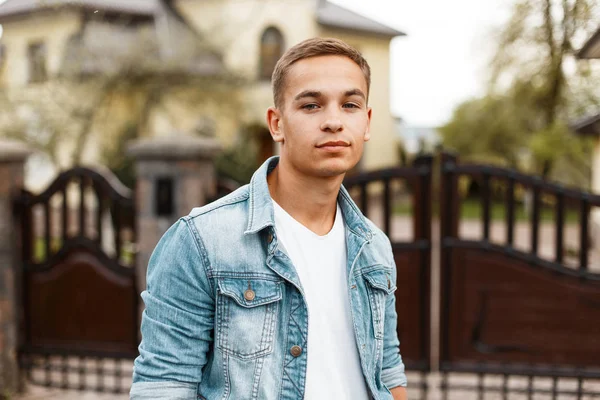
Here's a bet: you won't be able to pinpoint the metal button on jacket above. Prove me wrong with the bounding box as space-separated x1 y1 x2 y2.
290 345 302 357
267 232 274 243
244 289 255 301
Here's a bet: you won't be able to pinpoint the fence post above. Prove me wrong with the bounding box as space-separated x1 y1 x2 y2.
438 151 459 375
0 139 32 396
127 135 222 294
411 154 434 385
439 152 459 239
412 154 434 243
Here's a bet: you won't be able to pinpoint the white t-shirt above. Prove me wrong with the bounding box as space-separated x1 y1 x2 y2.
273 200 371 400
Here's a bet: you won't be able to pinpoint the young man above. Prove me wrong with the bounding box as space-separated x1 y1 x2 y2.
130 37 408 400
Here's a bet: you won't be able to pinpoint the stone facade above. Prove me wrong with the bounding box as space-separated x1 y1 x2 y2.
127 135 222 293
0 135 224 394
0 140 32 395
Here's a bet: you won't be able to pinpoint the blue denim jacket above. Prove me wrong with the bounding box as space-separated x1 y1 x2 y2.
131 157 407 399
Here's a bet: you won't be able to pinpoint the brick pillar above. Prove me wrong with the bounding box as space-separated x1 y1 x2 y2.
127 135 221 293
0 139 32 395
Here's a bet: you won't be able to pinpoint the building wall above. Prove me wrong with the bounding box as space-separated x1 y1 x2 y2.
174 0 318 81
172 0 317 150
0 11 82 86
317 27 397 170
591 140 600 248
146 85 247 148
174 0 398 169
122 0 318 159
0 11 83 192
0 0 400 194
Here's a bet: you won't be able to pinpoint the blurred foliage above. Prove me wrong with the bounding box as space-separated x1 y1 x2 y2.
393 197 580 222
439 89 529 169
101 123 137 188
213 129 260 184
441 0 599 188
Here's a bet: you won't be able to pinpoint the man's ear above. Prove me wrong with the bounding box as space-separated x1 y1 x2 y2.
364 107 372 142
266 107 284 143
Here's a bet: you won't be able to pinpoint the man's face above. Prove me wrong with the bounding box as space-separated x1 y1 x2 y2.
267 55 371 178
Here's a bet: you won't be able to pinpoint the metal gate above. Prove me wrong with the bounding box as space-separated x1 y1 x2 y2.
14 167 138 393
346 152 600 399
437 153 600 399
13 155 600 398
344 154 433 397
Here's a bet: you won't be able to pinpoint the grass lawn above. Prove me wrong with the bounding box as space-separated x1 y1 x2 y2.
33 237 135 265
394 198 580 223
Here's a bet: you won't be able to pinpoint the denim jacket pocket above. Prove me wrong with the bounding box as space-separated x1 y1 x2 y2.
363 268 396 340
216 277 283 360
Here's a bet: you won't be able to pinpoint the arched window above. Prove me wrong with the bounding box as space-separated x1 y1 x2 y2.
0 43 6 71
28 41 47 83
259 27 284 80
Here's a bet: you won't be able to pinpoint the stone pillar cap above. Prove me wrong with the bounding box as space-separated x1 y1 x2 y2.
0 139 33 162
127 135 222 160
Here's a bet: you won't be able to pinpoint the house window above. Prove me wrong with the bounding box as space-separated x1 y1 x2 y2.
0 44 6 71
259 27 284 80
28 42 47 83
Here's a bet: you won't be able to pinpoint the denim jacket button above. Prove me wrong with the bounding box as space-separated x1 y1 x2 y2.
267 232 274 243
290 345 303 357
244 289 256 301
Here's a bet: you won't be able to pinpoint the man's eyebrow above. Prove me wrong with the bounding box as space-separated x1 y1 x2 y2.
293 89 366 101
294 90 322 101
345 89 366 99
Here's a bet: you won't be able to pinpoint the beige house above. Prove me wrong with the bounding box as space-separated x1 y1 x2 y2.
575 27 600 192
575 27 600 239
0 0 404 191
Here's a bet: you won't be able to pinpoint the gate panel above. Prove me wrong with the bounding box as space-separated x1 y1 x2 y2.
445 246 600 368
392 247 430 371
15 167 137 392
344 154 433 378
439 152 600 398
27 248 137 355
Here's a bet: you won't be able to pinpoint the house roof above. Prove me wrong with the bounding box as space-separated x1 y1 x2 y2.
578 27 600 59
571 112 600 136
0 0 406 38
316 1 405 38
0 0 162 20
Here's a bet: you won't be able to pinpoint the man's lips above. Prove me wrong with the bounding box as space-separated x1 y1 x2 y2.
316 141 350 148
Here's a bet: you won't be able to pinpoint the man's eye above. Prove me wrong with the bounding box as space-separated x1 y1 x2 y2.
343 103 360 109
302 104 319 110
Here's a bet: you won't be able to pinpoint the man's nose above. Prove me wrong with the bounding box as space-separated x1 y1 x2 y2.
320 111 343 133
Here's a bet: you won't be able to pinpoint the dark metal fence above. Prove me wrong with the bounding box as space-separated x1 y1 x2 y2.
12 154 600 398
438 152 600 399
344 154 434 399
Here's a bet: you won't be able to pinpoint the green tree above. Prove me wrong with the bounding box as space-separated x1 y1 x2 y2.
490 0 599 121
441 0 599 186
439 92 529 168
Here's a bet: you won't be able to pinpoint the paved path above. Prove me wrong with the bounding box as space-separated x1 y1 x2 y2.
15 373 600 400
15 386 129 399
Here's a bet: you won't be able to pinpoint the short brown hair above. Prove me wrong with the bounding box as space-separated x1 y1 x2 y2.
271 37 371 108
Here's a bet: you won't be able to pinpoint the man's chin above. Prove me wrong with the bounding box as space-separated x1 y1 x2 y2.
316 160 356 178
317 169 346 178
286 156 359 179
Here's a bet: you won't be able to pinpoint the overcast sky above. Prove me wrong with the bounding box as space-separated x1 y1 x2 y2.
331 0 513 127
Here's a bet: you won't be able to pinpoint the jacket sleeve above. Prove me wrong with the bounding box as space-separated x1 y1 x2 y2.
381 238 408 389
130 218 215 399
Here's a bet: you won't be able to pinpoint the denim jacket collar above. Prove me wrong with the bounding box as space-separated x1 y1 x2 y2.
244 156 373 242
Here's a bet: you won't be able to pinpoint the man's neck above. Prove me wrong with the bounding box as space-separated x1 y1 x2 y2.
267 160 344 236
